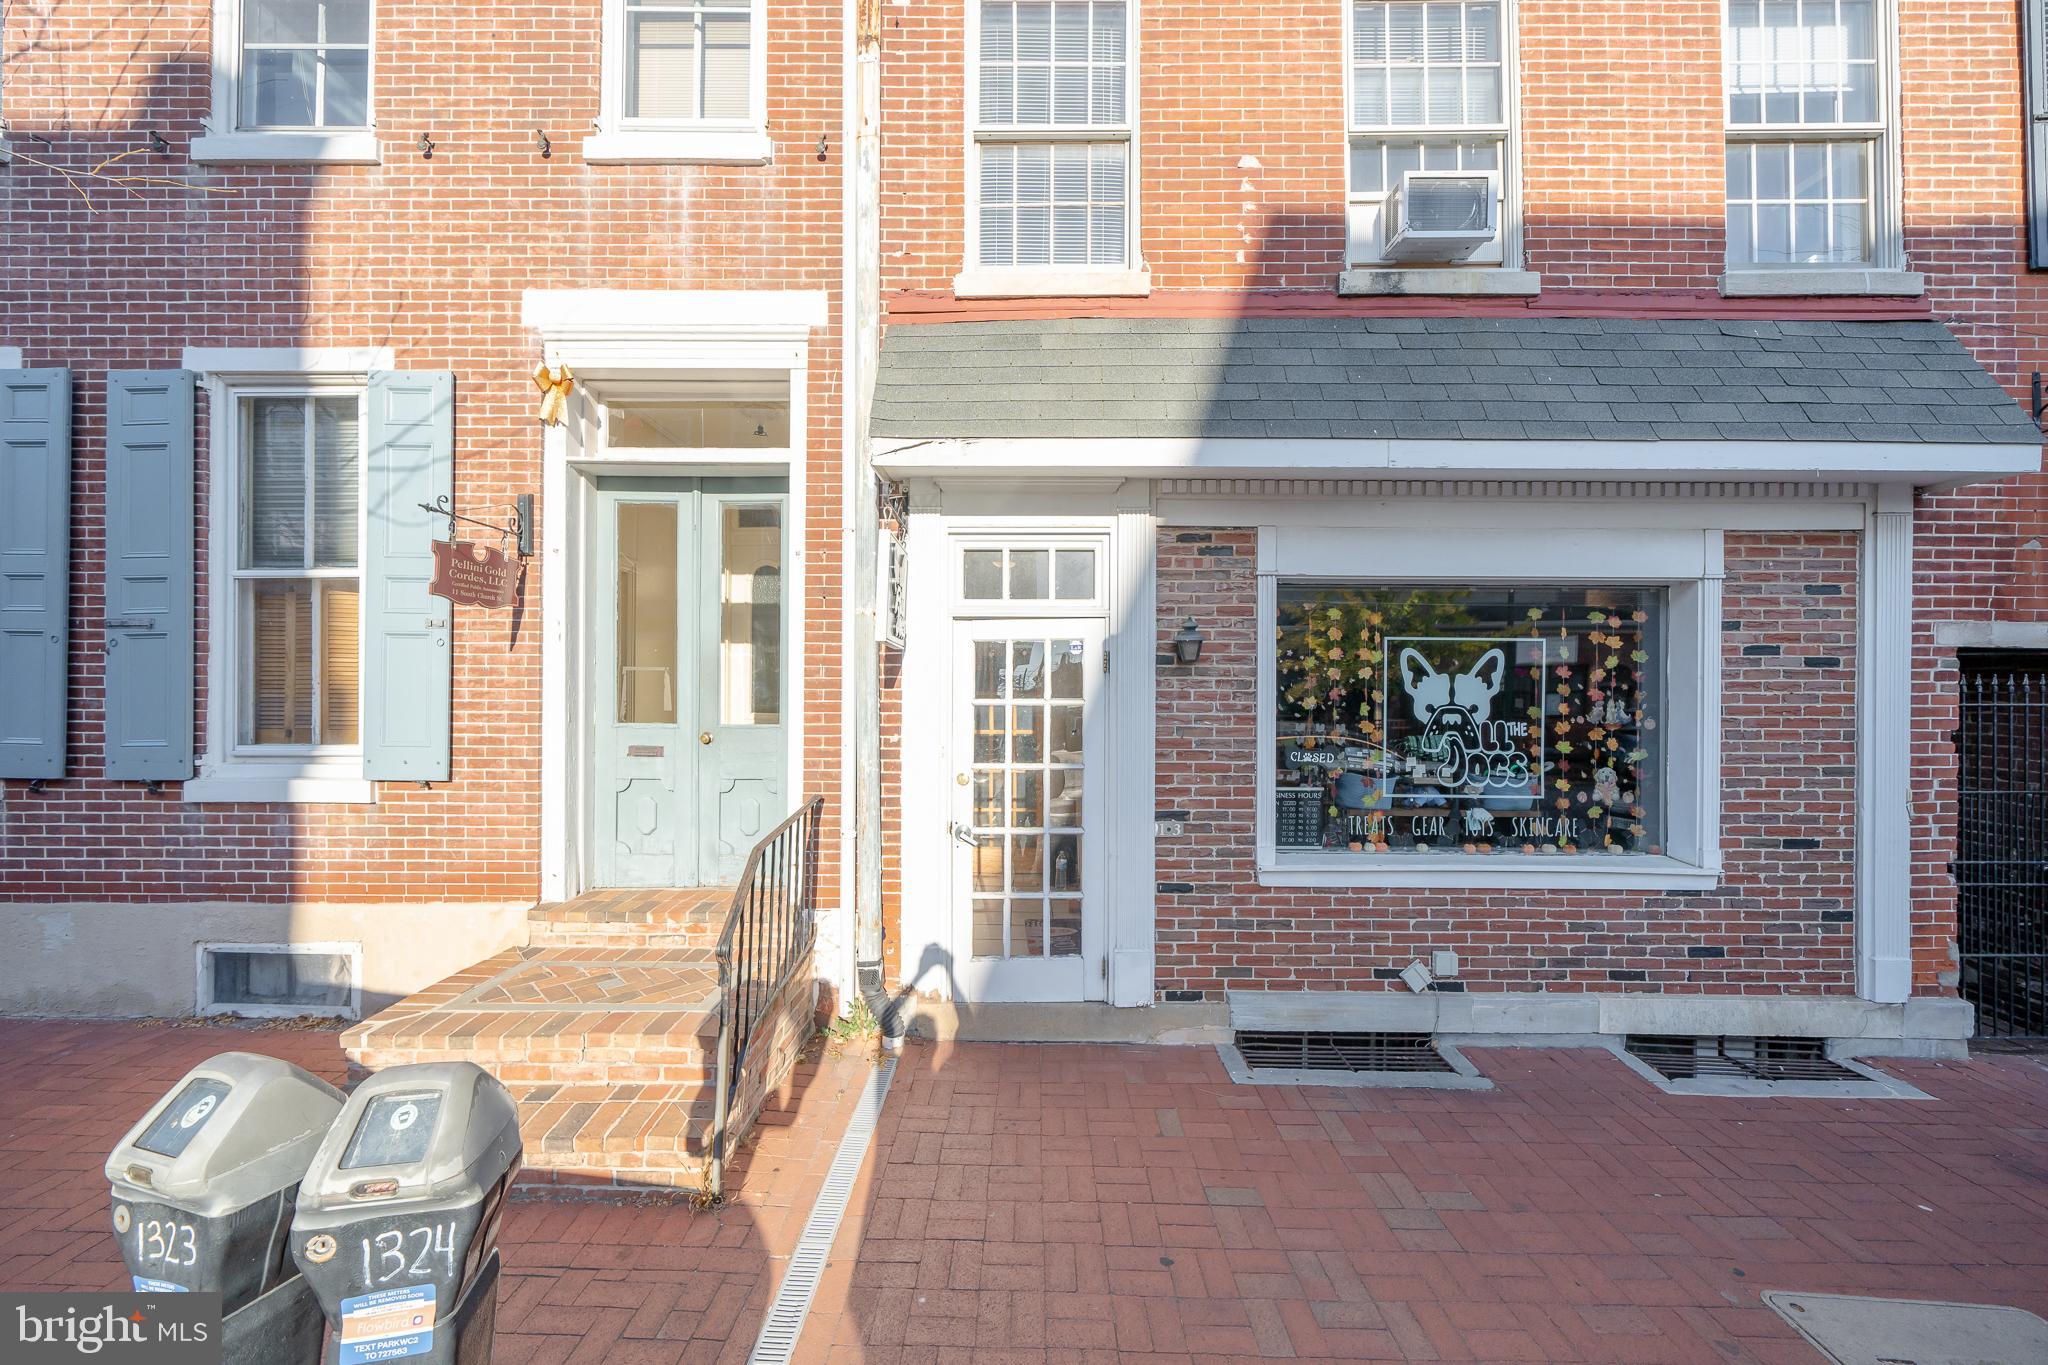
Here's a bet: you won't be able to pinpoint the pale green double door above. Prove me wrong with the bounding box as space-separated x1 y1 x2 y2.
593 478 788 888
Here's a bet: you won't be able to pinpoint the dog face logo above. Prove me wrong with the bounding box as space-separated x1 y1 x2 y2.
1398 646 1506 752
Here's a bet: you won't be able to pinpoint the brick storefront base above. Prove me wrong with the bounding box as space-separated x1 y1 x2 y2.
1152 527 1861 1001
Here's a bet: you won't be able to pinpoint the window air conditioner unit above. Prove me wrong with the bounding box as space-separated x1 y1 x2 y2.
1382 170 1498 262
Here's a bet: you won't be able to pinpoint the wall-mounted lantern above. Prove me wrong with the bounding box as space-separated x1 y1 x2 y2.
1171 618 1206 665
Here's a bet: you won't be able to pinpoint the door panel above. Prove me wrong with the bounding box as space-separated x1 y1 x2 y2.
595 493 692 887
953 619 1104 1002
592 481 789 889
699 495 787 883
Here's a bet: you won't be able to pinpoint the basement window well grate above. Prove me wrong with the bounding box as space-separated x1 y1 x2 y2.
1233 1031 1455 1074
1624 1034 1861 1083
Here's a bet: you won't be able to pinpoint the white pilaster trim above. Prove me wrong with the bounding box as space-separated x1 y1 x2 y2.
539 415 573 902
1857 484 1914 1003
1109 498 1159 1007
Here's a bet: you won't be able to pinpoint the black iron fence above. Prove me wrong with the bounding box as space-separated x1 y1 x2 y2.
1957 659 2048 1039
708 796 824 1198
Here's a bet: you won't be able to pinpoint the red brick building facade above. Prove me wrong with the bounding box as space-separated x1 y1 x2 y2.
868 0 2048 1049
0 0 854 1015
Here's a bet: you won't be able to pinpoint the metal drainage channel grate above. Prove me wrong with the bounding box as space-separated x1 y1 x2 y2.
1624 1034 1862 1083
1234 1030 1455 1074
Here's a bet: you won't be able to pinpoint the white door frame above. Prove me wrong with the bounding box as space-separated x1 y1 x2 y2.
898 486 1159 1007
528 288 826 902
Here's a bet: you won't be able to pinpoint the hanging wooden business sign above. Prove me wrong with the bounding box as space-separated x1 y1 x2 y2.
430 539 520 608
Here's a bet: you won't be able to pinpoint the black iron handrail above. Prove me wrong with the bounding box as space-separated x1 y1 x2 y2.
708 796 824 1198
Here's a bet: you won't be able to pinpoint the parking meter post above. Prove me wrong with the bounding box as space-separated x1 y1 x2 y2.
106 1052 344 1365
289 1061 523 1365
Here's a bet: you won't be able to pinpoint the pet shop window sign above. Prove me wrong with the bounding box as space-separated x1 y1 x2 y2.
1272 583 1662 857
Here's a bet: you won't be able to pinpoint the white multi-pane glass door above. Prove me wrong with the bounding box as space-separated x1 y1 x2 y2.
952 618 1105 1001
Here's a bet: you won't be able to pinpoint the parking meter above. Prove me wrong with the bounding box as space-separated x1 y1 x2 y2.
290 1062 522 1365
107 1052 345 1365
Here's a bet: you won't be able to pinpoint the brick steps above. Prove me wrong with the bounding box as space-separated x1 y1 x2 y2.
507 1082 717 1192
342 888 747 1193
527 887 731 951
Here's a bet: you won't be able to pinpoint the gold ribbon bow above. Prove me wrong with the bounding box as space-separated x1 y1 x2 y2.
533 363 575 427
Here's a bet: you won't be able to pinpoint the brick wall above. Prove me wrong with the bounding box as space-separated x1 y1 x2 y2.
0 1 846 904
1151 527 1860 999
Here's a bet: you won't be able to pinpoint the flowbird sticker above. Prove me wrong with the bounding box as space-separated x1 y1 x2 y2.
337 1284 438 1363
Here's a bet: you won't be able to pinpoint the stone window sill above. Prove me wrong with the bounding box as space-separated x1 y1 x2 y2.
1718 268 1926 298
183 759 375 805
1337 268 1543 298
1257 854 1719 891
582 129 773 165
190 131 380 165
952 267 1153 299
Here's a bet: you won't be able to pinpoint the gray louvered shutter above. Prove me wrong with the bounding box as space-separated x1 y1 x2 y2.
363 371 453 781
2031 0 2048 268
0 369 72 778
103 371 197 781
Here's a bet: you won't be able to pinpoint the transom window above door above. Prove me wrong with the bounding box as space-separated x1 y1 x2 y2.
593 370 793 454
958 542 1103 610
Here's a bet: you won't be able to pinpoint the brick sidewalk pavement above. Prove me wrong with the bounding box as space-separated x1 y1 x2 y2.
6 1020 2048 1363
803 1040 2048 1364
0 1018 874 1364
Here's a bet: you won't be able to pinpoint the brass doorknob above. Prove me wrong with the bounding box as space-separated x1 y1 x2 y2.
700 731 713 745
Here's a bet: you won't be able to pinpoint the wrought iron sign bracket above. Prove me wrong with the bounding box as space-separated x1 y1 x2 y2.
419 494 535 557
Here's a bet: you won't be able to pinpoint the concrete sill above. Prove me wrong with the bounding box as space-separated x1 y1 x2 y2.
582 129 773 165
952 267 1153 299
1718 268 1926 298
190 131 380 165
183 766 375 805
1337 268 1542 298
1259 854 1718 891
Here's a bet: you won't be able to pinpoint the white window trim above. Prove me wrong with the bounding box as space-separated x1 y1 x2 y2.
589 0 773 165
182 347 390 806
957 0 1148 297
1340 0 1526 277
194 0 382 165
952 532 1112 616
1719 0 1912 291
196 940 363 1019
1253 525 1724 891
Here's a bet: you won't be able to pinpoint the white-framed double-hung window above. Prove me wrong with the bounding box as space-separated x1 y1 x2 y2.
233 393 364 754
1343 0 1517 279
961 0 1144 297
1721 0 1918 293
184 350 385 806
589 0 772 164
195 0 379 164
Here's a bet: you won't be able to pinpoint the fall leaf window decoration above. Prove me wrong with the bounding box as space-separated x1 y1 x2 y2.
1274 584 1662 858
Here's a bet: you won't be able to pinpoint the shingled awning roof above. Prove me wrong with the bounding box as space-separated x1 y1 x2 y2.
872 316 2041 446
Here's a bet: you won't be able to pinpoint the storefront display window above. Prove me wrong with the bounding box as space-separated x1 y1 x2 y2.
1273 583 1664 857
